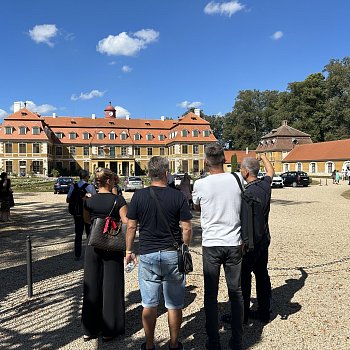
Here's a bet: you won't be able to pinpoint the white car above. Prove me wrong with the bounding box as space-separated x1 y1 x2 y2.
173 174 194 187
257 171 266 179
271 174 284 188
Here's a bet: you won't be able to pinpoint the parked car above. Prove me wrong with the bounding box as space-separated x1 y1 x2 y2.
257 171 266 179
280 171 310 187
271 174 284 188
122 176 144 192
54 177 74 194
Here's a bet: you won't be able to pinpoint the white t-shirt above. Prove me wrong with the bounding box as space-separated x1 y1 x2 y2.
192 172 243 247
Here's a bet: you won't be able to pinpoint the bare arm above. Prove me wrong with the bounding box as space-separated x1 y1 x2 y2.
180 220 192 246
119 204 128 224
259 153 275 178
125 219 138 265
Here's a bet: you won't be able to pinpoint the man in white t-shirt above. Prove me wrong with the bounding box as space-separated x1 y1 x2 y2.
192 143 243 350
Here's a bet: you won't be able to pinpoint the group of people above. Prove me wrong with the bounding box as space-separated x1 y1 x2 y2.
332 168 350 184
66 142 274 350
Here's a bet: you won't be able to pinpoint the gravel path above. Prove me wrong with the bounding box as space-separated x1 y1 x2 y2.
0 183 350 350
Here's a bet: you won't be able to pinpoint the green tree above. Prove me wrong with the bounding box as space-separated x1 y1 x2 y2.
231 153 238 172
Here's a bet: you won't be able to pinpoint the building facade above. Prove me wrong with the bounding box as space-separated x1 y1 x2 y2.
0 104 217 176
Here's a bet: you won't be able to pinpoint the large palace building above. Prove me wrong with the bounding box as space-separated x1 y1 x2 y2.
0 103 217 176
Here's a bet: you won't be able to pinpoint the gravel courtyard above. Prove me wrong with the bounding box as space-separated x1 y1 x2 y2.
0 183 350 350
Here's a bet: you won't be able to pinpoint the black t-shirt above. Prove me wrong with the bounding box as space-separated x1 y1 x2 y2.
85 193 127 221
245 176 272 245
127 186 193 255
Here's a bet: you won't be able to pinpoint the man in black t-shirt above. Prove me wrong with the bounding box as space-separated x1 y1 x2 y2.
239 154 274 323
126 157 192 350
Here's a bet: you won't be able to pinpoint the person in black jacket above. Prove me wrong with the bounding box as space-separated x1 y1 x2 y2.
0 172 12 222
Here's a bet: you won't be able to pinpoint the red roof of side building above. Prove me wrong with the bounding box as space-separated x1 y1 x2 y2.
224 150 257 164
283 139 350 162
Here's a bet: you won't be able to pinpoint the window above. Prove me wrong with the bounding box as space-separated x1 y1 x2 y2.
134 146 140 156
121 147 127 156
134 133 141 141
147 147 153 156
83 146 89 156
19 126 27 135
19 143 26 154
55 132 63 139
120 132 127 140
182 144 188 154
110 146 116 157
160 147 165 156
70 162 76 174
182 160 189 173
55 146 62 156
69 146 76 156
5 161 13 174
55 161 63 169
32 161 43 173
193 145 199 154
33 143 40 153
326 162 333 174
296 162 302 171
203 130 210 137
84 162 90 171
83 132 90 140
192 130 199 137
97 131 104 140
284 163 290 172
109 132 116 140
19 160 26 168
310 162 316 173
32 127 40 135
146 134 153 141
5 143 13 153
69 132 76 139
5 126 13 135
181 130 188 137
193 160 199 173
159 134 165 141
98 146 104 156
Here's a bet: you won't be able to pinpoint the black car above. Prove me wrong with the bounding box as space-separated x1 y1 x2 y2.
280 171 310 187
54 177 74 194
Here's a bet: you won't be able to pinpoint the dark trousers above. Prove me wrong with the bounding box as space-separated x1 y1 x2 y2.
74 216 91 258
203 246 243 350
82 245 125 337
241 246 271 319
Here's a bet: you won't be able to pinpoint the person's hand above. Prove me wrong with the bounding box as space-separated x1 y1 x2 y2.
125 252 137 266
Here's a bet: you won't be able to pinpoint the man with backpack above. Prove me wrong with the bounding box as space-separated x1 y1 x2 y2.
67 170 96 260
239 154 274 323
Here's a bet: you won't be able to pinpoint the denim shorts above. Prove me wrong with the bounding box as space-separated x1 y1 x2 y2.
138 250 185 309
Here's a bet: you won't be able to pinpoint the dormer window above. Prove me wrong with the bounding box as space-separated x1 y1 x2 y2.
134 133 141 141
120 132 127 141
203 130 210 137
146 134 153 141
109 132 116 140
69 132 77 140
32 127 40 135
97 131 104 140
19 126 27 135
83 132 90 140
181 130 188 137
56 132 63 139
5 126 13 135
192 129 199 137
158 134 165 141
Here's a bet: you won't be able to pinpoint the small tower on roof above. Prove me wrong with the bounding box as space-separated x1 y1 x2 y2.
104 102 116 119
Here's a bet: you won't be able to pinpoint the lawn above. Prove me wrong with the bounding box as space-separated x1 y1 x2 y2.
10 177 57 192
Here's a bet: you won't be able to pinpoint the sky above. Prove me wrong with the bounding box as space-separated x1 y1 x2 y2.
1 0 350 121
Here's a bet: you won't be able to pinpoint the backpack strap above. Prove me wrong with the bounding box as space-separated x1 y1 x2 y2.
232 173 254 251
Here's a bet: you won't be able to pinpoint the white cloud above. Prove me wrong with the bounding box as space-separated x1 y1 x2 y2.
29 24 58 47
122 65 132 73
0 108 8 119
96 29 159 56
114 106 130 118
108 61 117 65
10 101 57 115
271 31 283 40
177 101 203 109
204 1 244 17
71 89 106 101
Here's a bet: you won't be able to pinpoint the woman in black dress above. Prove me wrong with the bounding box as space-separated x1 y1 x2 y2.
82 167 128 342
0 172 12 222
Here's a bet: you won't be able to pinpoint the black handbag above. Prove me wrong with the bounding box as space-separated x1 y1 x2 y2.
88 197 125 251
150 187 193 274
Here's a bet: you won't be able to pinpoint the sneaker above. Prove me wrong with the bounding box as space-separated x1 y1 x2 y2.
169 341 184 350
140 342 155 350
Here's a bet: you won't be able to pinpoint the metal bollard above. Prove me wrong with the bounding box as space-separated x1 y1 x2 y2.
319 179 322 186
26 235 33 298
325 178 328 186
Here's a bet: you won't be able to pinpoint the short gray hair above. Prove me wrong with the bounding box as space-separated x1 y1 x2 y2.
148 156 169 181
241 157 260 177
205 143 225 167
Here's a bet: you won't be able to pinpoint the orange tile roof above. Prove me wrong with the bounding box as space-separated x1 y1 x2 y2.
224 150 257 164
283 139 350 162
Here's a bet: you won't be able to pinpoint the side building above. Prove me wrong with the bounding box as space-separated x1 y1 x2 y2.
0 104 217 176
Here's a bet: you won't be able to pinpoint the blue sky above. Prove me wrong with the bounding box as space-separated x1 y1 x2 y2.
1 0 350 120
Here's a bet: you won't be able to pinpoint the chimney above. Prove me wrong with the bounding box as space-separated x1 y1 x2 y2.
125 114 130 120
13 101 22 113
246 147 249 154
160 116 165 121
194 108 201 116
52 112 57 118
282 120 288 126
91 113 96 119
